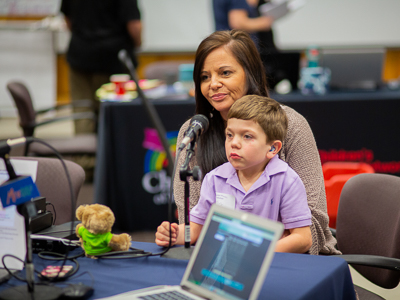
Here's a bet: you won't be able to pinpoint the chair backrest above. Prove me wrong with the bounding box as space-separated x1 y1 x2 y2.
6 81 37 137
323 162 375 228
336 173 400 289
12 156 86 225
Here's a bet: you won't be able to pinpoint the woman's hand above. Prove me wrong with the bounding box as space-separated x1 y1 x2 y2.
155 221 179 247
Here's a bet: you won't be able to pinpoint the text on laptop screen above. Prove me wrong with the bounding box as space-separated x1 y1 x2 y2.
187 212 275 300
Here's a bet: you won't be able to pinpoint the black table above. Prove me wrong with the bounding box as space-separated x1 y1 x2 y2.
94 90 400 232
0 242 356 300
274 89 400 173
95 98 196 231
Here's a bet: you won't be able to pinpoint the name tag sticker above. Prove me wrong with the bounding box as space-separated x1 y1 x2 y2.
216 193 235 209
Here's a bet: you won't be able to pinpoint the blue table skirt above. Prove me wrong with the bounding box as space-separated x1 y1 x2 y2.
0 242 355 300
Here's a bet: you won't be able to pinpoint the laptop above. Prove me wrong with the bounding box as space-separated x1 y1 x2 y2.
320 48 386 90
104 204 284 300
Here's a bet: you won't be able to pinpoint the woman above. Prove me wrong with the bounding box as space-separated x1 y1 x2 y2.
173 30 339 255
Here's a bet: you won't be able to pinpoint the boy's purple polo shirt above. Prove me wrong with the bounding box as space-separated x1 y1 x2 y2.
190 155 311 229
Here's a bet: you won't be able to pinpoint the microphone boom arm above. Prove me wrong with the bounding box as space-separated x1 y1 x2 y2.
118 50 175 177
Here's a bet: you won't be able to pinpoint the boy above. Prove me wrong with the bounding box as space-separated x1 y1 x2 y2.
156 95 312 253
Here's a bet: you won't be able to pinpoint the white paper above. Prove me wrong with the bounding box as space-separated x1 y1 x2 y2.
0 206 26 270
0 159 37 270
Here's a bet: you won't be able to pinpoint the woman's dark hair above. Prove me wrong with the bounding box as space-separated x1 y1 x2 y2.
193 30 270 175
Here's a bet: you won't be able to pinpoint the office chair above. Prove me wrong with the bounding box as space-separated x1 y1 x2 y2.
334 173 400 299
12 156 86 225
6 81 97 157
323 162 375 228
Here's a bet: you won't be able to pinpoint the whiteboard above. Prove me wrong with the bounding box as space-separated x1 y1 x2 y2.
138 0 400 52
0 29 56 117
139 0 214 52
273 0 400 49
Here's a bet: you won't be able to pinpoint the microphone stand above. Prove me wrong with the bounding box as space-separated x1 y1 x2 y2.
118 50 174 177
180 140 195 248
0 154 62 300
161 140 201 260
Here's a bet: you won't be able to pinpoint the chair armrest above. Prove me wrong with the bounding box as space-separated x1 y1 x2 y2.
35 100 93 115
36 103 71 115
34 112 95 128
335 254 400 271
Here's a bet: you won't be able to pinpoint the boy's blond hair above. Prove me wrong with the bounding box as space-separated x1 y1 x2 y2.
228 95 288 143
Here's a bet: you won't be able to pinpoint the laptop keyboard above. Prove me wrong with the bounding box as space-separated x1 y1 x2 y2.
138 290 197 300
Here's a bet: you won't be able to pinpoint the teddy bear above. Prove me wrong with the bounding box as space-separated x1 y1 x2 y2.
75 204 131 258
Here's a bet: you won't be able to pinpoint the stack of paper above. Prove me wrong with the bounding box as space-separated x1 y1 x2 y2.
259 0 306 21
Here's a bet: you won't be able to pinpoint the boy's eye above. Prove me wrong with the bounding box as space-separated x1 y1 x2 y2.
244 134 252 139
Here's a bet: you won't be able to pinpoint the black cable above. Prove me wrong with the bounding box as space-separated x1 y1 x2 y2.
28 137 76 283
35 253 80 281
1 255 27 282
1 137 77 288
38 251 84 261
46 202 57 225
94 252 153 260
150 148 182 257
34 230 75 234
1 137 75 282
94 148 182 259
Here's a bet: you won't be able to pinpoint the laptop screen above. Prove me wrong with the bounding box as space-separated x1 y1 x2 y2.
183 206 282 300
320 48 385 90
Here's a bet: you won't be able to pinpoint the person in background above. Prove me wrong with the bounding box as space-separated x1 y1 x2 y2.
171 30 339 255
156 95 312 253
212 0 276 53
60 0 142 134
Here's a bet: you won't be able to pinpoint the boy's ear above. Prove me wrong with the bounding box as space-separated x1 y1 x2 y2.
266 140 282 159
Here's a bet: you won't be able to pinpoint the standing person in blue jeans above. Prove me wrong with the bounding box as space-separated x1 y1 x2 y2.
156 95 312 253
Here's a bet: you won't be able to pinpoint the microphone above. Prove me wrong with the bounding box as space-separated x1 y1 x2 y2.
118 49 134 74
0 137 40 209
0 137 27 156
0 176 40 209
178 115 209 151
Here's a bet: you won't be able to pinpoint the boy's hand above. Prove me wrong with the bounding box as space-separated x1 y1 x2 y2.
155 221 179 247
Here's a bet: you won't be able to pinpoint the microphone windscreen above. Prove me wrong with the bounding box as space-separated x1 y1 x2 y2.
191 114 209 133
0 176 40 208
118 49 127 62
118 49 134 71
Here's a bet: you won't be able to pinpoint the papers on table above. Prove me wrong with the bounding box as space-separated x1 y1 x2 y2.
0 159 38 270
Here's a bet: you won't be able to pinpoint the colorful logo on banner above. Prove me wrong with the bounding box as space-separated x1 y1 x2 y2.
142 128 178 205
